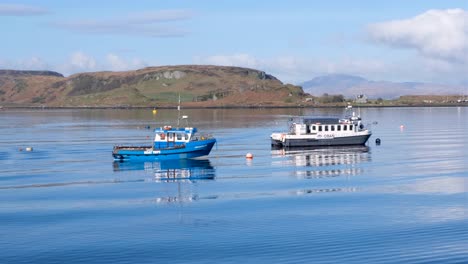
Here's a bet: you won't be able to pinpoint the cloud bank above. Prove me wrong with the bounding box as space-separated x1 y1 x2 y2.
0 4 48 16
367 9 468 63
0 51 149 76
51 9 193 37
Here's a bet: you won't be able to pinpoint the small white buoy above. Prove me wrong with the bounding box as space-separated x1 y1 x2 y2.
246 153 253 159
25 147 33 152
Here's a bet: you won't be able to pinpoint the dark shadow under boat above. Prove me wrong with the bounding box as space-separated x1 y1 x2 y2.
271 145 370 153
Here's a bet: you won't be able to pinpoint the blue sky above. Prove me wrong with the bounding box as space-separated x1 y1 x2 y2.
1 0 467 85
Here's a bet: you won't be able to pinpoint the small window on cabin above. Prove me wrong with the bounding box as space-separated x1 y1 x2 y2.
344 125 347 131
337 125 341 131
331 126 335 131
318 126 322 132
312 125 316 131
349 125 353 131
177 134 182 140
325 126 329 131
184 134 189 140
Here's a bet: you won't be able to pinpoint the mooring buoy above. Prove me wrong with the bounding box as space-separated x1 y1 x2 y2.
375 138 381 145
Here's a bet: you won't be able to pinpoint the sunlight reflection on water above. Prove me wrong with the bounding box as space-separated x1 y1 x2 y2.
0 107 467 264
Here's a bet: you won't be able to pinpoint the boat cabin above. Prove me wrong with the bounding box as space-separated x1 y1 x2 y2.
153 126 200 149
290 117 366 135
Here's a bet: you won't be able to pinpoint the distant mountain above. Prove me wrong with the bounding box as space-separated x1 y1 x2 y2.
0 66 304 107
302 74 367 91
301 74 466 99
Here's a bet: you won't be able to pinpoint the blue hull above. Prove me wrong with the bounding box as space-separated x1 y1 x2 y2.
113 139 216 161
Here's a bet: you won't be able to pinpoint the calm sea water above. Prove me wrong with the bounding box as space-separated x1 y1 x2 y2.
1 107 467 264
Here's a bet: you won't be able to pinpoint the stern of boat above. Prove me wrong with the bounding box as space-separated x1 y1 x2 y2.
270 133 285 147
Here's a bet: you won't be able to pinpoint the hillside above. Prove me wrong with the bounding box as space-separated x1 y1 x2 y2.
0 66 304 107
302 74 467 99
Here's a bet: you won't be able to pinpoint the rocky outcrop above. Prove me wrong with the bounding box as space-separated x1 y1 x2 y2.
0 70 64 78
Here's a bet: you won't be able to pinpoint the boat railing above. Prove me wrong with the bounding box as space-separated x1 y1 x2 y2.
191 134 215 141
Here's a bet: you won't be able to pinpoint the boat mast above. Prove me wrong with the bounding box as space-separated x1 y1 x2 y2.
177 94 181 127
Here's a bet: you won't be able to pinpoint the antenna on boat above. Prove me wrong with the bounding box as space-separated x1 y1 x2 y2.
177 94 181 126
176 94 190 127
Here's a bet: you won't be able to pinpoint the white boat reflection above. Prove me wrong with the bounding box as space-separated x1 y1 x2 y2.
113 158 216 182
271 146 371 178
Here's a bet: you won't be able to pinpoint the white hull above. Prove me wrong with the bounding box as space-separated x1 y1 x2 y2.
271 108 372 148
271 132 371 147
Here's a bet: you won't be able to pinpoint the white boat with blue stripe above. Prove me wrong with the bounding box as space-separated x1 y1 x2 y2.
113 125 216 161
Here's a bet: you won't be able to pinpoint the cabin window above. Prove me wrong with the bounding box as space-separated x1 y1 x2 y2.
176 133 182 140
349 125 353 131
331 125 335 131
312 125 316 131
337 125 341 131
325 126 329 131
184 134 189 140
318 126 322 132
344 125 347 131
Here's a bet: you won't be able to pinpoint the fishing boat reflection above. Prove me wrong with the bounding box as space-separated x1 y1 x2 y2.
271 146 371 178
113 158 216 182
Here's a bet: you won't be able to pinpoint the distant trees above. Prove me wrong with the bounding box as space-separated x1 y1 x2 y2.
318 93 345 103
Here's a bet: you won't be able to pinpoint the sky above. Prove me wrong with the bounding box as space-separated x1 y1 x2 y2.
0 0 467 85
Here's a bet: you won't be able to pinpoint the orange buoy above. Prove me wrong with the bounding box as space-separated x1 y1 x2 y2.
245 153 253 159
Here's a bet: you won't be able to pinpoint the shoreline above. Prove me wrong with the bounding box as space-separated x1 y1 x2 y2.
2 104 468 110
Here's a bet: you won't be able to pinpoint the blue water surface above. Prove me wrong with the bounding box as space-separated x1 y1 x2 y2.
0 107 467 264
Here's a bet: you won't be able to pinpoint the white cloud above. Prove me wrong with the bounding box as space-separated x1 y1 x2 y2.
0 56 49 70
69 51 96 71
194 53 259 69
106 54 127 71
127 9 194 23
51 9 192 38
52 51 151 75
19 56 49 70
0 4 48 16
193 53 390 84
106 53 148 71
367 9 468 63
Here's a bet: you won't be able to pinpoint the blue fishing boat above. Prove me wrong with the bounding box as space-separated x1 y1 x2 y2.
114 95 216 161
113 125 216 161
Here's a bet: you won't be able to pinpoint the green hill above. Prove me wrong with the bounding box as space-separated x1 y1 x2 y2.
0 65 304 107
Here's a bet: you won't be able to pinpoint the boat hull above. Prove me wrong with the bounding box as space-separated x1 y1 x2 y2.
113 139 216 161
271 134 371 148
